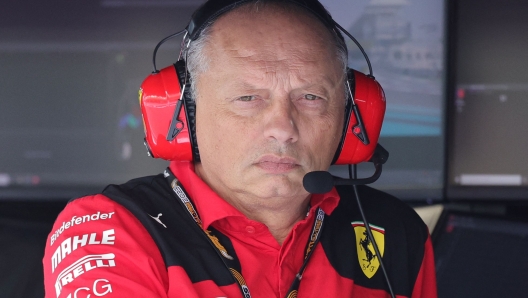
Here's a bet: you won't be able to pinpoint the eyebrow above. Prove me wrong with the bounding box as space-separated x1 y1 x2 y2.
226 75 340 93
228 81 260 91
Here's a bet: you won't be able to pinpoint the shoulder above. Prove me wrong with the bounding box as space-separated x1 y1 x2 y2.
43 192 168 297
333 184 429 239
46 194 136 248
322 185 432 296
101 173 169 202
46 172 170 249
329 184 430 274
43 191 163 265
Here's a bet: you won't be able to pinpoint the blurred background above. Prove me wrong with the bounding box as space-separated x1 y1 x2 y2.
1 0 527 297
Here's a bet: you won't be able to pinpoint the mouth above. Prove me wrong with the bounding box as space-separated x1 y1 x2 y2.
254 155 301 174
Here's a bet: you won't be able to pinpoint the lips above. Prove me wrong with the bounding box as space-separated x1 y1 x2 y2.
255 155 300 173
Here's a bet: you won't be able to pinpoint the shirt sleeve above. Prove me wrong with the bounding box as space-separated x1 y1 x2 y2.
411 236 438 298
43 194 168 298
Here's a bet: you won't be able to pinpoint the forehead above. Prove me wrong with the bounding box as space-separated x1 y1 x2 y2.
210 3 335 50
202 3 342 82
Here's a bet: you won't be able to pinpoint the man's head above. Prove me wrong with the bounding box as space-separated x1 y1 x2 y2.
187 1 348 205
184 1 348 101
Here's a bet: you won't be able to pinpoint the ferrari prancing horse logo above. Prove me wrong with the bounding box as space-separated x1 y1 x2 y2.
352 221 385 279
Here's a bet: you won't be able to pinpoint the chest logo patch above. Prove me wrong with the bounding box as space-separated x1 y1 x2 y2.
352 221 385 279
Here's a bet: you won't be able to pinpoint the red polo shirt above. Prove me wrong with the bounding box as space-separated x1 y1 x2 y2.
171 161 340 297
43 161 436 298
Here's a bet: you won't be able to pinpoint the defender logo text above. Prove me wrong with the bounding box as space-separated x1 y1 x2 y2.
50 212 115 246
52 229 115 273
55 253 116 298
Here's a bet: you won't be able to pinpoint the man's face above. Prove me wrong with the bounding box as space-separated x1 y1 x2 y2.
194 6 345 203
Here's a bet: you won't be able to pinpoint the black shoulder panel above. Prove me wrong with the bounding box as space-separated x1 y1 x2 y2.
99 174 237 286
321 184 429 297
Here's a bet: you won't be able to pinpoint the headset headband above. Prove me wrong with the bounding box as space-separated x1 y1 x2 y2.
186 0 344 43
140 0 385 165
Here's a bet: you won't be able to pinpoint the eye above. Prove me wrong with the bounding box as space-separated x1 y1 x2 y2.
238 95 255 102
304 94 320 101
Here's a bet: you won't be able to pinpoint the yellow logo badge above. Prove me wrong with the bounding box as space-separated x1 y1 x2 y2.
138 88 143 105
352 221 385 278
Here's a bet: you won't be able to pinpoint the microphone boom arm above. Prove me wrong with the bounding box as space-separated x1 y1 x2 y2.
333 162 382 186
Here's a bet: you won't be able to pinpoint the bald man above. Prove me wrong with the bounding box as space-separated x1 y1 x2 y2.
44 1 436 297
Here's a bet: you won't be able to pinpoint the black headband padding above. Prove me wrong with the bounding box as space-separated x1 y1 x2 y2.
186 0 343 42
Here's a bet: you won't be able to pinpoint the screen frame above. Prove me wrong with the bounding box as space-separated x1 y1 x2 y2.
443 0 528 201
1 0 449 201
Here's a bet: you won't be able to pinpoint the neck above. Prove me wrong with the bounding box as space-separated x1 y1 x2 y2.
230 197 310 245
194 163 310 245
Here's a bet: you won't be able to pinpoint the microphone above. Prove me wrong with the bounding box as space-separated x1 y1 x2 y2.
302 143 395 298
303 144 389 194
303 171 334 194
303 164 383 194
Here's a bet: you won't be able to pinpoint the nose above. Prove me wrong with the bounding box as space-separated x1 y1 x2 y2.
262 98 299 144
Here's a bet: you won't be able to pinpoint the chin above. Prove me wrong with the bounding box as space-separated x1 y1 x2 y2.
251 174 307 199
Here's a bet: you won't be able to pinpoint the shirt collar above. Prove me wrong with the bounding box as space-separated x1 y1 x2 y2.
310 187 340 215
169 161 340 230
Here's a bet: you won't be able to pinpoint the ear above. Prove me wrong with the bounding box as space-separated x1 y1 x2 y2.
333 69 386 165
139 62 195 161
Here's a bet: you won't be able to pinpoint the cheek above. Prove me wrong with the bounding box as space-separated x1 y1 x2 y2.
300 109 344 161
195 107 223 156
305 106 344 136
195 105 251 164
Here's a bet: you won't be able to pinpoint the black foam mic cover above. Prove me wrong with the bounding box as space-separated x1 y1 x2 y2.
303 171 334 194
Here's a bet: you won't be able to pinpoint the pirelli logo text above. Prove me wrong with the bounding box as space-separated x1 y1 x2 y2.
51 229 115 273
55 253 116 298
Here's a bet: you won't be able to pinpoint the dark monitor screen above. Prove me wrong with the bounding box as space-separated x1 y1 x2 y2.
328 0 447 201
433 209 528 297
446 0 528 200
1 0 446 201
0 0 202 200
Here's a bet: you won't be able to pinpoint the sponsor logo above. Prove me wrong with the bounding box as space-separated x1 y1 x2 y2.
65 279 112 298
55 253 116 298
305 209 324 258
138 88 143 105
171 179 234 260
171 180 189 204
352 221 385 279
229 268 251 298
204 229 234 260
148 213 167 228
52 229 115 273
286 290 298 298
163 169 170 178
50 212 115 246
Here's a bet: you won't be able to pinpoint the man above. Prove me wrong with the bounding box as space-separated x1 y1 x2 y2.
43 0 437 297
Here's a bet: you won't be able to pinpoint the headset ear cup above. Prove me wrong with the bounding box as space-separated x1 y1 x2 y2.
184 99 199 161
333 69 386 165
139 62 194 161
331 69 355 164
175 60 200 162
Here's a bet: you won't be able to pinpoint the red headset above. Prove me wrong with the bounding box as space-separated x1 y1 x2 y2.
139 0 386 165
